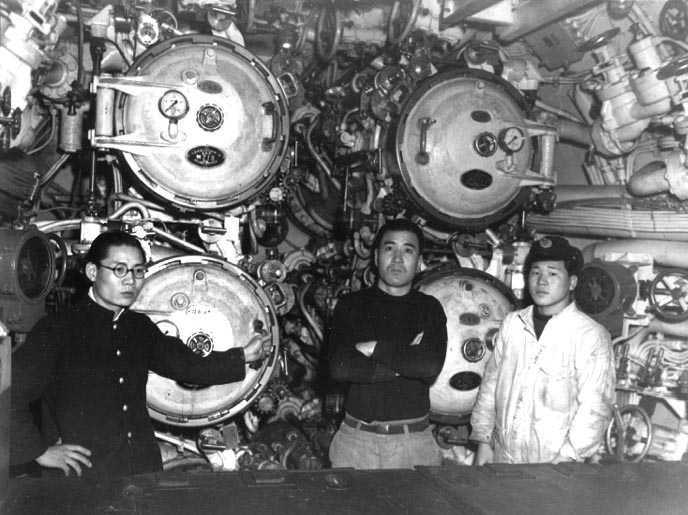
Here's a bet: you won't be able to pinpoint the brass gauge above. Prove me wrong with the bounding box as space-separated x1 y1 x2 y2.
158 89 189 120
498 126 526 154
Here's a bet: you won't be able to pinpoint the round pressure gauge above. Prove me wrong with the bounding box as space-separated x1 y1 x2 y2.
158 89 189 120
498 126 526 153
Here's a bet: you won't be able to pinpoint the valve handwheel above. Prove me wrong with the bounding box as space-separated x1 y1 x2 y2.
648 269 688 322
605 404 653 462
315 3 342 62
660 0 688 41
387 0 422 46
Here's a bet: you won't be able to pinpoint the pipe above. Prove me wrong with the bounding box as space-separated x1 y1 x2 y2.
554 185 629 203
34 218 82 233
360 173 374 216
558 120 593 147
305 114 341 193
38 153 70 187
154 431 200 455
297 283 324 346
150 226 206 254
108 194 165 210
107 201 150 220
627 161 668 196
574 84 595 125
539 133 556 179
528 207 688 241
353 231 371 259
534 100 584 123
648 318 688 338
542 117 593 147
149 244 186 261
583 240 688 268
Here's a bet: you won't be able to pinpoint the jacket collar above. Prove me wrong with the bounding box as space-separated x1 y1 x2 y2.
517 301 578 332
86 287 126 321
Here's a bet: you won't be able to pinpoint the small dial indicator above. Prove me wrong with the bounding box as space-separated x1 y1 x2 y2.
158 89 189 120
196 104 224 131
498 126 526 154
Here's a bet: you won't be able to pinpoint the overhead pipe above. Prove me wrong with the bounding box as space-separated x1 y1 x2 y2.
534 110 592 148
542 117 593 148
527 205 688 241
583 239 688 268
627 161 669 197
558 119 593 147
554 185 629 203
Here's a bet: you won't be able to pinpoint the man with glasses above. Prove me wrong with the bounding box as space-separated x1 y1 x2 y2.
12 230 271 479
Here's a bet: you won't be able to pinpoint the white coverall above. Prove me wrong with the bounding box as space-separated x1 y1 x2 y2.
470 302 615 463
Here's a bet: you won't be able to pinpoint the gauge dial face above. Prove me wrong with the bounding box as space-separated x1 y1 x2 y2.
499 126 526 153
196 104 224 131
158 89 189 120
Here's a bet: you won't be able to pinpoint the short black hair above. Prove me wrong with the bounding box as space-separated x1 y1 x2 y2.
524 236 583 277
85 231 144 266
372 218 424 254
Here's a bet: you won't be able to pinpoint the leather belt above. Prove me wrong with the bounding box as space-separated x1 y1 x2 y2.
343 414 429 435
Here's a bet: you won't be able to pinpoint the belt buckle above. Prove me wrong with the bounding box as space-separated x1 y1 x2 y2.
380 423 391 434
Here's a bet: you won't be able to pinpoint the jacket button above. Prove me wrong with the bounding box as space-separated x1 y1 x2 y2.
116 350 122 357
122 404 128 412
118 377 125 384
127 432 132 439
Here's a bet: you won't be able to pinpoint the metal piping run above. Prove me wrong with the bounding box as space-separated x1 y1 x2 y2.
583 239 688 268
527 204 688 242
554 185 629 203
627 161 669 197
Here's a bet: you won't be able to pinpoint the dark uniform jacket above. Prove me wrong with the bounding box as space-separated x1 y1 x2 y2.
328 286 447 422
13 297 246 480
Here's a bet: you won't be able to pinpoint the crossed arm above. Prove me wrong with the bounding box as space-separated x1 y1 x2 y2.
328 297 447 384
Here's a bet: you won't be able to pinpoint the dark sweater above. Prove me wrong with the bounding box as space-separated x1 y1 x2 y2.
11 297 246 479
328 286 447 422
532 309 552 340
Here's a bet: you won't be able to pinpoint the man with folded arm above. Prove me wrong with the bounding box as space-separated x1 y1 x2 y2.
328 218 447 469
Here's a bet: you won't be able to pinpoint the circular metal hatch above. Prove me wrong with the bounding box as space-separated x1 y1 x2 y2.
0 227 56 332
132 255 279 426
417 266 516 424
394 69 532 230
115 35 289 210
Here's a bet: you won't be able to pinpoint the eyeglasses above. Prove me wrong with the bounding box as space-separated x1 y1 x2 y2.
98 263 147 279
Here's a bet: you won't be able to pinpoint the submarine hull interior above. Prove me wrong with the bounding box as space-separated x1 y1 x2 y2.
4 0 688 511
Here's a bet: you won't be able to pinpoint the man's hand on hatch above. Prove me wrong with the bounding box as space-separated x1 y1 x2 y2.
355 340 377 357
410 331 424 346
244 334 272 363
